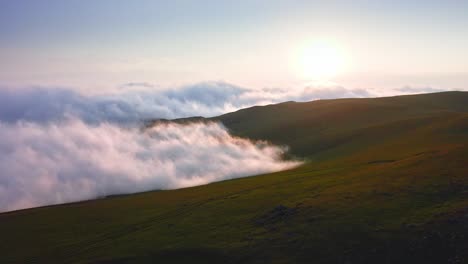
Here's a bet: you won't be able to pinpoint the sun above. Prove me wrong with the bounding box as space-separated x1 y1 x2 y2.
296 41 346 82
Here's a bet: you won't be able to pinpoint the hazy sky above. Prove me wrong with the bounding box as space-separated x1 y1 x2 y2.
1 0 467 91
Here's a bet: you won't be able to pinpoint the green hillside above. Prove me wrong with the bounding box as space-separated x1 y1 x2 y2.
212 91 468 158
1 92 467 263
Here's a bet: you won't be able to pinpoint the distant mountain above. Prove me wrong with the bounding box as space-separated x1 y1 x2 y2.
1 91 467 263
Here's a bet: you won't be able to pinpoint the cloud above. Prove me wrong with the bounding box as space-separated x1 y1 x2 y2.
121 82 156 89
0 82 374 124
1 81 453 212
396 86 446 94
0 82 375 212
0 120 300 212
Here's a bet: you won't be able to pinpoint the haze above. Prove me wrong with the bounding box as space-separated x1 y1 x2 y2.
1 0 467 92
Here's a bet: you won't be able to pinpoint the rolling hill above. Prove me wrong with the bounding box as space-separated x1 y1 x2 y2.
1 91 467 263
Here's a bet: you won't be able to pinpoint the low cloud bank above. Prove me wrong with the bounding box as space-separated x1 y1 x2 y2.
1 82 460 125
0 82 371 124
0 120 300 212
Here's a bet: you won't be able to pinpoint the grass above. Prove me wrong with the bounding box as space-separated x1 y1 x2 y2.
1 91 467 263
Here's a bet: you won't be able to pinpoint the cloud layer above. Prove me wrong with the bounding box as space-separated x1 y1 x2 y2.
0 120 299 212
0 82 372 124
0 81 456 212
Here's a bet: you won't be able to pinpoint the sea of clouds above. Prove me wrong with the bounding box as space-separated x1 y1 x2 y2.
0 81 450 212
0 82 374 124
0 82 319 212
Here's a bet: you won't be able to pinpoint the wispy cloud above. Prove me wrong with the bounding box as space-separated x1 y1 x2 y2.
395 86 445 94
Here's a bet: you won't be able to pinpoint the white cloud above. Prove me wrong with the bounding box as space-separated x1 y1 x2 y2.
395 86 445 94
0 82 374 124
0 81 457 212
0 120 300 212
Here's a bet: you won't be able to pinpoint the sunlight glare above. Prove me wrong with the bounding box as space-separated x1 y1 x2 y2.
296 40 346 82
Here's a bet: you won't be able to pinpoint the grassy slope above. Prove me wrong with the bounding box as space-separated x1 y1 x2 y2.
1 92 468 263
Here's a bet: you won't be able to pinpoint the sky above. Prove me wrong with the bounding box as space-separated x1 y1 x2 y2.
1 0 467 92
